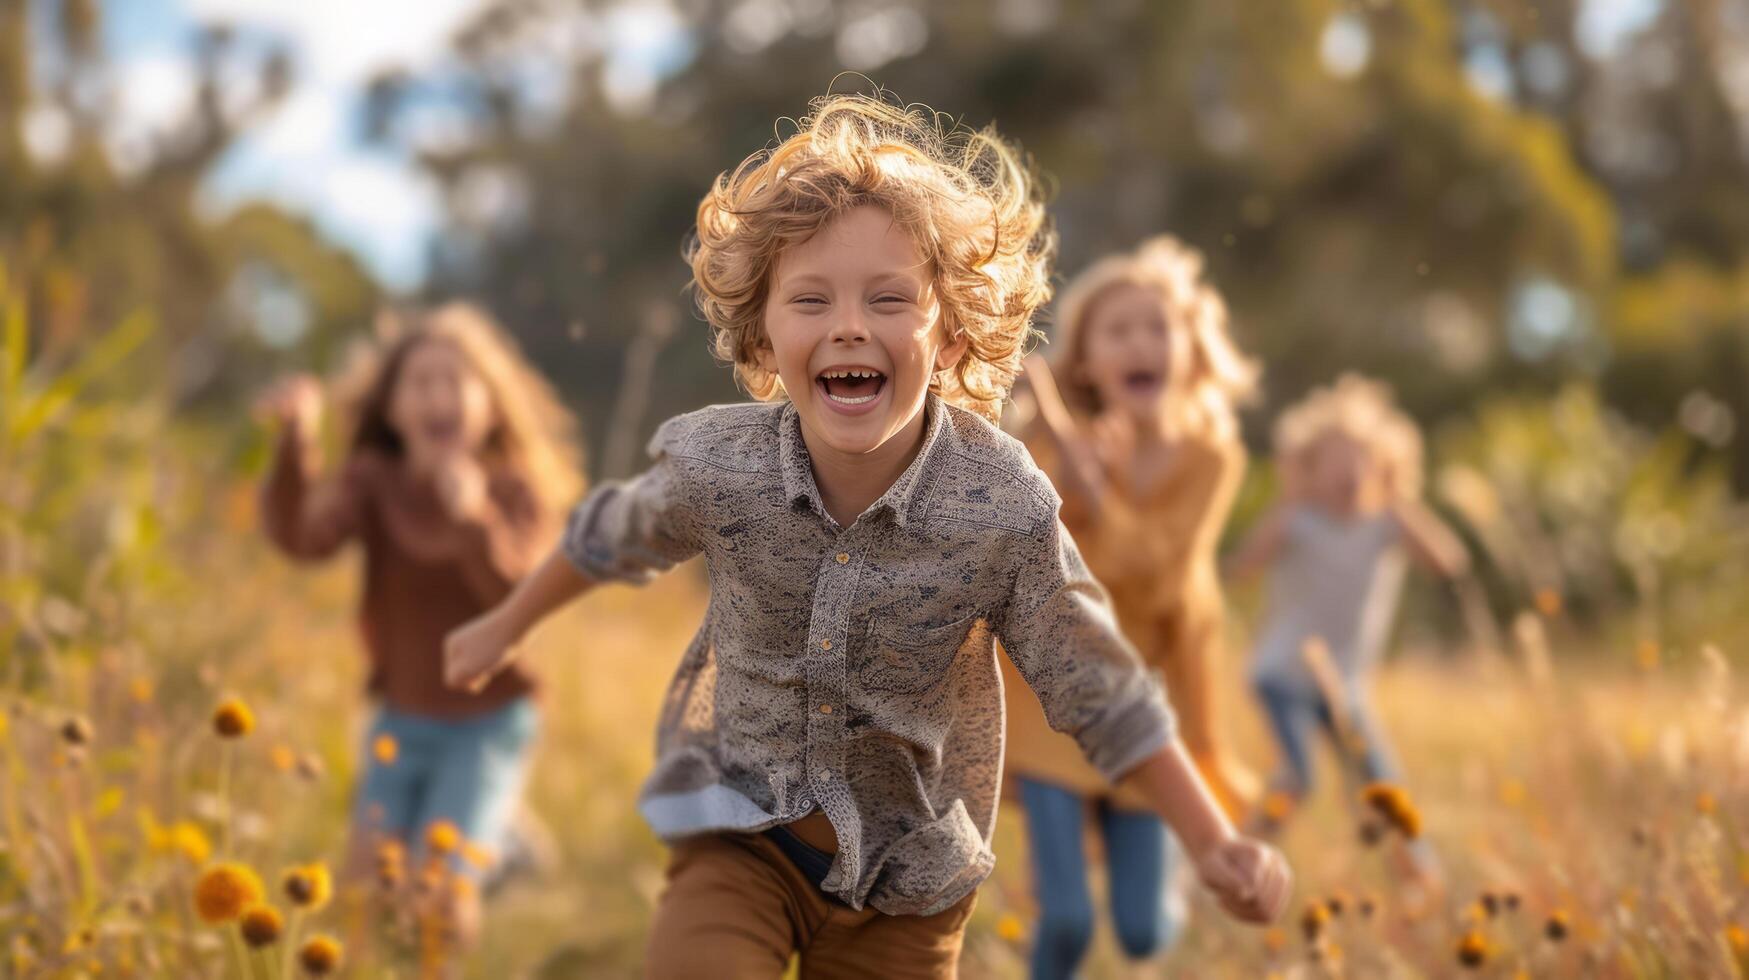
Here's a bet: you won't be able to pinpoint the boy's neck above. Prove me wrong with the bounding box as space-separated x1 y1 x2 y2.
800 401 931 528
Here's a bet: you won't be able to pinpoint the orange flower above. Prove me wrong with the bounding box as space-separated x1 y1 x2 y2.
297 934 343 976
1361 783 1422 838
268 744 296 773
193 863 264 924
425 820 461 856
1545 909 1570 942
996 913 1025 943
372 733 398 765
212 699 254 738
1456 929 1488 968
1300 902 1329 941
281 863 333 911
239 903 283 947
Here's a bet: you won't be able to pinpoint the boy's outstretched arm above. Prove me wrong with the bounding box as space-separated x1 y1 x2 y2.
1002 507 1291 925
1119 743 1292 923
445 548 597 692
446 415 705 692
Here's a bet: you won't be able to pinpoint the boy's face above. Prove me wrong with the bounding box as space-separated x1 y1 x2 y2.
761 205 967 459
1305 430 1385 517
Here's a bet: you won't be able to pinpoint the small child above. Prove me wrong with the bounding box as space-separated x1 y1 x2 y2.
444 94 1289 977
256 303 580 941
1229 375 1467 835
1001 236 1261 978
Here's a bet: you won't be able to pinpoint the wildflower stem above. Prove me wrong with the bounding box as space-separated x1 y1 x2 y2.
227 924 254 980
219 741 234 859
283 908 304 980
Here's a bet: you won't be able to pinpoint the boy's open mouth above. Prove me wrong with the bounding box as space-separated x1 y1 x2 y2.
817 367 887 407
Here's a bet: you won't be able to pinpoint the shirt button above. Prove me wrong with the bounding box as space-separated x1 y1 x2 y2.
819 704 833 714
821 640 833 651
835 552 850 564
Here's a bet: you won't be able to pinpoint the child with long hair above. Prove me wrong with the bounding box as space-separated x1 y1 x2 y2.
1229 375 1466 872
443 93 1289 977
1001 236 1260 977
255 303 581 941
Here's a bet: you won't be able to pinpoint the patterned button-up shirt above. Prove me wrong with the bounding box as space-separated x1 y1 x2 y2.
563 395 1174 915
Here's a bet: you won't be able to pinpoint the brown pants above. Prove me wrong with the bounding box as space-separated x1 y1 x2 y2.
644 832 977 979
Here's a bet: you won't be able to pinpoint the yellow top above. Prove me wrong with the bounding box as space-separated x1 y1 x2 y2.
1002 423 1248 811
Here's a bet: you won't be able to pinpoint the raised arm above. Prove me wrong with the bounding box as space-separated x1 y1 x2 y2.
1224 501 1294 583
1017 355 1106 510
1390 498 1471 578
256 375 366 562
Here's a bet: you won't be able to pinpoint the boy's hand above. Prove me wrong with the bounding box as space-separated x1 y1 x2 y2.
254 374 323 435
444 612 519 693
1195 836 1292 924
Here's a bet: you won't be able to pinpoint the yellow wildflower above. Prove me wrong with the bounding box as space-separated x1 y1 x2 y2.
193 863 264 924
212 699 254 738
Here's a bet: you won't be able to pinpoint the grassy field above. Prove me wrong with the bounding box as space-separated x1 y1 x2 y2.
3 473 1747 978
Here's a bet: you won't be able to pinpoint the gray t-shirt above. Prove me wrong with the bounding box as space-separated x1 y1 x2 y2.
1249 505 1406 693
563 395 1174 916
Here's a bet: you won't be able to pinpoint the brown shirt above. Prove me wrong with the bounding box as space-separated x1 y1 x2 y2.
1003 426 1244 803
563 396 1174 916
260 429 549 719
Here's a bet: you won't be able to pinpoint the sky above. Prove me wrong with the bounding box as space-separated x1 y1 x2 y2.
94 0 1663 292
101 0 690 291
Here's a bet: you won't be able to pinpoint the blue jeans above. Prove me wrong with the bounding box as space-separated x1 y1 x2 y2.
1018 778 1183 980
1251 677 1398 796
354 698 539 874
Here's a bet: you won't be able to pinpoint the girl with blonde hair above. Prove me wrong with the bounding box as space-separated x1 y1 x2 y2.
1229 375 1466 878
1002 235 1261 977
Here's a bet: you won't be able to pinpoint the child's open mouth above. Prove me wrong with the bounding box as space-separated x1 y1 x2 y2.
817 368 887 410
1123 370 1164 398
422 418 462 444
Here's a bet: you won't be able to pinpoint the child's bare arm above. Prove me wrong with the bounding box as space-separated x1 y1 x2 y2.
255 375 365 560
1224 502 1292 582
446 416 704 692
445 547 596 692
1120 743 1292 923
1017 355 1106 506
1391 499 1470 578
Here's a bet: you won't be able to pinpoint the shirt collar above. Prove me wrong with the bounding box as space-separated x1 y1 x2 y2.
777 393 953 529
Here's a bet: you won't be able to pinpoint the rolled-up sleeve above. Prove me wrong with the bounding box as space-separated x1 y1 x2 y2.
561 421 701 583
998 508 1177 784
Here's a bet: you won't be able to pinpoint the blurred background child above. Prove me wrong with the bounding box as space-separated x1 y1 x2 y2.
255 303 581 943
1228 375 1468 881
1001 236 1261 978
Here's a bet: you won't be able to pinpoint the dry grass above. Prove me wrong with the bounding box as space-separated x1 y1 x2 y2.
3 482 1747 979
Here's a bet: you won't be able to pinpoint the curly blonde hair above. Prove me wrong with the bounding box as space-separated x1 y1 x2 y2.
339 302 584 518
687 92 1055 421
1272 374 1424 499
1050 235 1258 441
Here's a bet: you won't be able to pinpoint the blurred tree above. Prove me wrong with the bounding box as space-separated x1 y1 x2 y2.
0 0 378 411
369 0 1699 477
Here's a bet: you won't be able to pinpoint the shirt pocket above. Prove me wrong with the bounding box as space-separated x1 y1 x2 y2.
857 612 984 695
